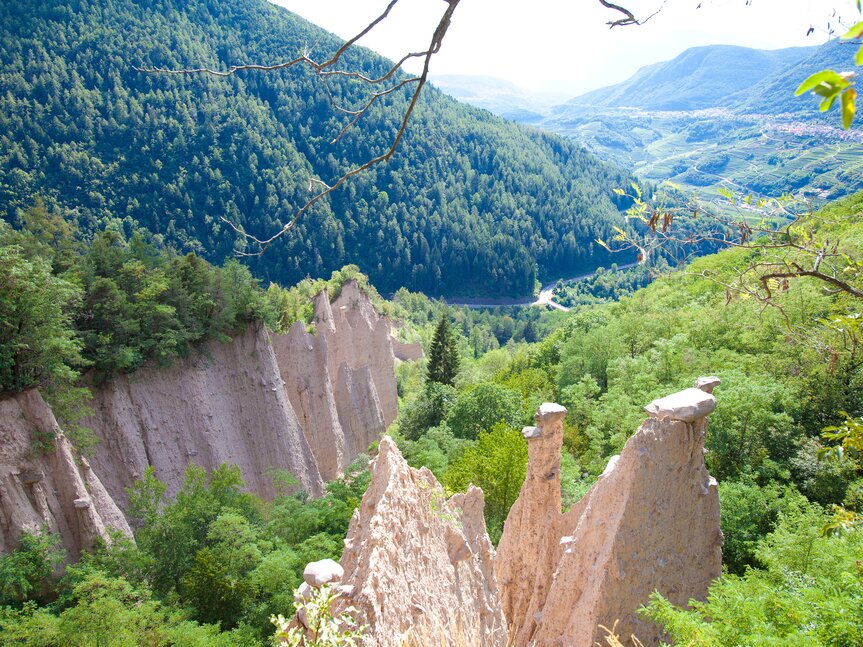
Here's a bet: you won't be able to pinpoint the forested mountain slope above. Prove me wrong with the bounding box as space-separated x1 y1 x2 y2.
726 39 859 116
0 0 633 297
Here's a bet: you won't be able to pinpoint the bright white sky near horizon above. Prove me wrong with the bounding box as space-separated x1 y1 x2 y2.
269 0 860 96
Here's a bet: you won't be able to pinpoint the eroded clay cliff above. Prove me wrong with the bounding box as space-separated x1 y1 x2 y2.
312 436 509 646
496 382 723 646
84 280 401 507
0 389 132 560
271 281 399 480
2 281 407 560
84 323 325 505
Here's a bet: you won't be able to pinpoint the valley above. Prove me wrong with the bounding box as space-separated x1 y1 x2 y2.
543 105 863 207
435 40 863 213
1 0 862 645
445 261 640 310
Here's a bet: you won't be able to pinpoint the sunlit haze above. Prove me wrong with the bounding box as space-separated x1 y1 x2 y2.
270 0 860 96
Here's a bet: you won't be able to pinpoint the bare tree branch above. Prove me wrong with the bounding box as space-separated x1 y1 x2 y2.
761 267 863 299
137 0 467 255
598 0 667 27
138 0 654 255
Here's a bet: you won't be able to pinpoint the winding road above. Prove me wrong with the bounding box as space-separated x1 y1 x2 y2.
445 262 639 312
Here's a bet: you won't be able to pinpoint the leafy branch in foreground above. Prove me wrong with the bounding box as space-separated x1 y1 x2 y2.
796 8 863 128
819 411 863 535
272 584 367 647
602 185 863 328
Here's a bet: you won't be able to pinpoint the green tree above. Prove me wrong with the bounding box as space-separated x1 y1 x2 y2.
181 513 263 628
426 315 460 386
398 382 457 440
446 382 524 440
717 479 806 574
0 532 64 608
130 464 259 597
0 243 83 394
444 422 528 542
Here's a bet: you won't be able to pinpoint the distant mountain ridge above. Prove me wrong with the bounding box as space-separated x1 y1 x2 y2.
430 74 569 122
723 39 858 115
535 40 863 205
561 44 815 112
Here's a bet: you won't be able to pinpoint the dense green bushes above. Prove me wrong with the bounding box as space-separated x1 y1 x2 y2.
76 232 269 378
0 202 272 393
642 502 863 644
0 244 83 394
0 457 371 644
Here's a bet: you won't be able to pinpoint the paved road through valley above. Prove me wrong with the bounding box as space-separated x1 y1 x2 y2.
445 262 638 312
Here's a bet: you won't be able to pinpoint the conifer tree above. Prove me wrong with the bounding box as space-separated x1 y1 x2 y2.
426 315 459 386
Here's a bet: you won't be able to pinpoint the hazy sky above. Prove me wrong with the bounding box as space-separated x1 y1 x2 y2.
269 0 860 95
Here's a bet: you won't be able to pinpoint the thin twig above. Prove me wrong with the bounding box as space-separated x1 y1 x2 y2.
138 0 653 254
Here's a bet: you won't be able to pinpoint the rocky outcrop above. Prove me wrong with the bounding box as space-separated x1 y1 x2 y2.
320 436 509 646
496 383 723 646
85 323 325 505
495 403 570 643
1 282 406 559
84 280 402 508
271 281 399 480
391 337 424 362
0 389 132 560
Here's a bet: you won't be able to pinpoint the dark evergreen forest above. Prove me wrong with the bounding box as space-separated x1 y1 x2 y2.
0 0 636 297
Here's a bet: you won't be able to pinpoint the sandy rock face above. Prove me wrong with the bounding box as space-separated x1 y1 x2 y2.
496 387 723 646
85 281 403 507
270 280 398 481
85 324 325 506
327 281 398 428
270 317 347 483
0 390 132 560
329 436 509 646
391 338 424 362
495 403 569 641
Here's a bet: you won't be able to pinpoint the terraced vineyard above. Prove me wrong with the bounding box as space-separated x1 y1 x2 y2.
542 106 863 214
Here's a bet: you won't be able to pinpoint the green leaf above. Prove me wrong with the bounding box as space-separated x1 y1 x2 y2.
629 182 642 198
842 20 863 39
812 78 848 99
820 93 839 112
795 70 847 96
841 88 857 129
856 44 863 66
612 188 625 196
